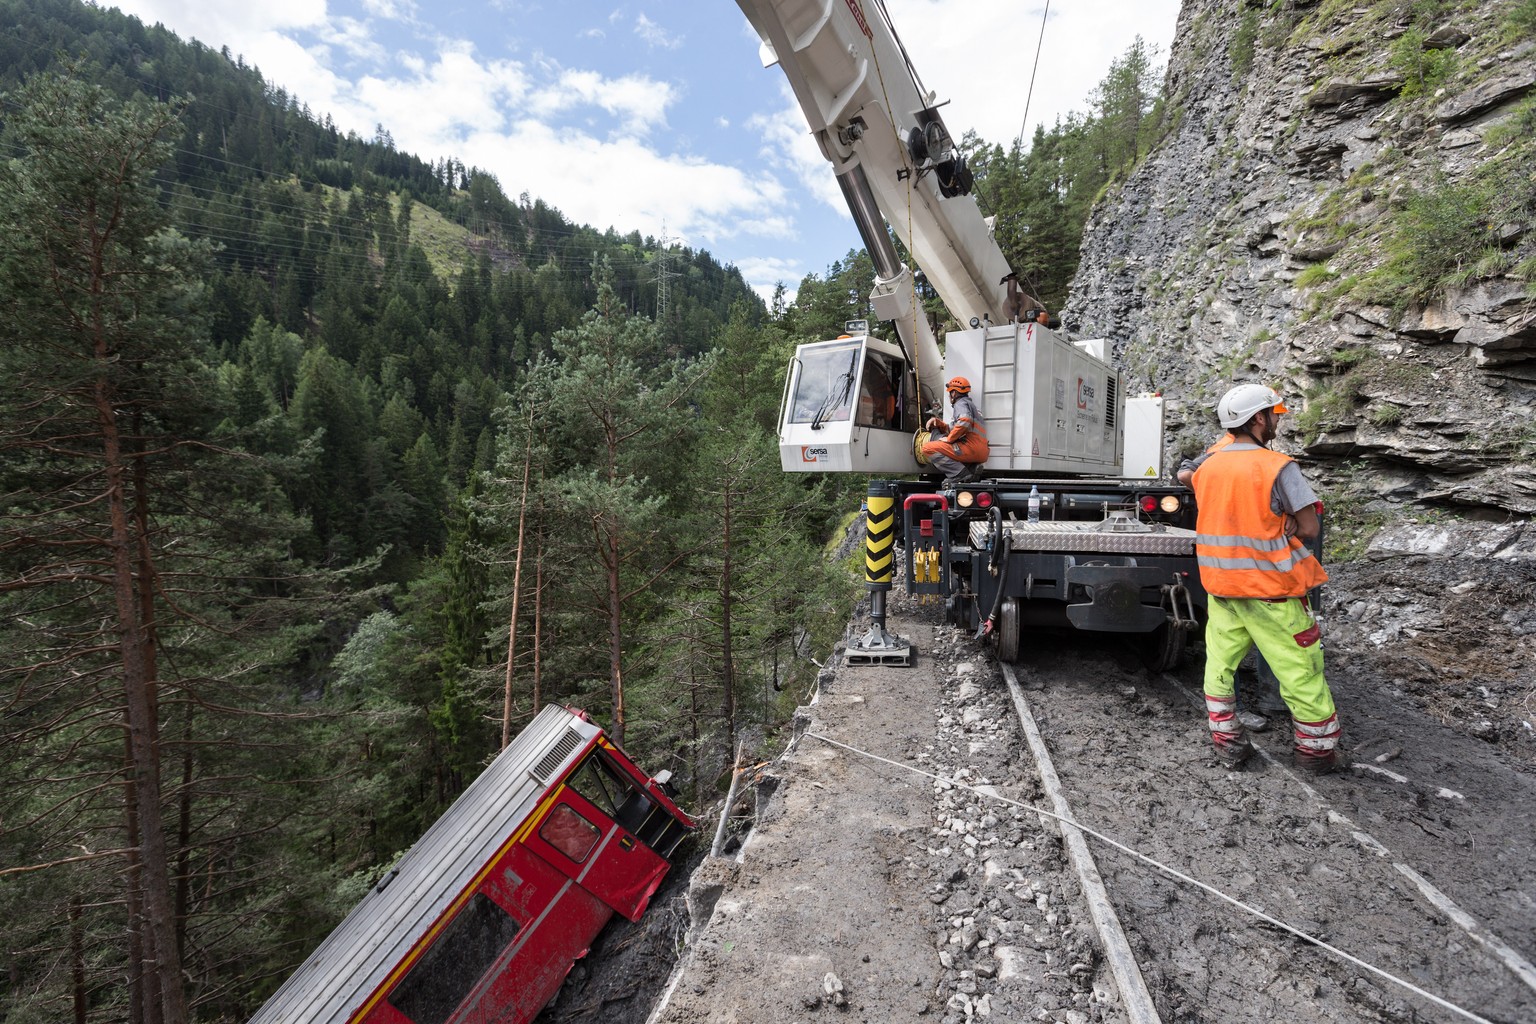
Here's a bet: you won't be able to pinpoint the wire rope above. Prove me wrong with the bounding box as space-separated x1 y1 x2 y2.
804 728 1498 1024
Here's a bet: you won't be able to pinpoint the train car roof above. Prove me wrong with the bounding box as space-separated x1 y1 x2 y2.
249 704 601 1024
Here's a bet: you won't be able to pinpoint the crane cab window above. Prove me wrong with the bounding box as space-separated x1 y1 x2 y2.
856 351 905 430
787 339 861 425
387 893 521 1024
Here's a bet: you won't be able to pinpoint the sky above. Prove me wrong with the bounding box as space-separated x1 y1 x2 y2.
103 0 1181 303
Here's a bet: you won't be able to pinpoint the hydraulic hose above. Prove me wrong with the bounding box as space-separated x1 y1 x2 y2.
977 506 1010 639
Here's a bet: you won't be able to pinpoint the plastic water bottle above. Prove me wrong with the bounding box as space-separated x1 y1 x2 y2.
1027 485 1041 523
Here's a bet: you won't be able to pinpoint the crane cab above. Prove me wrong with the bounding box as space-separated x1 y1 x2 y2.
778 329 926 474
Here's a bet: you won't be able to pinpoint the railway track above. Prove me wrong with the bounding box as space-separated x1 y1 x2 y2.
962 630 1536 1024
593 592 1534 1024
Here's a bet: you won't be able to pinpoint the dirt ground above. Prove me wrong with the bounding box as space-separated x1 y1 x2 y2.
543 521 1536 1024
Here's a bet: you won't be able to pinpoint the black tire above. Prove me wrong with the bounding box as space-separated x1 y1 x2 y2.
995 598 1021 663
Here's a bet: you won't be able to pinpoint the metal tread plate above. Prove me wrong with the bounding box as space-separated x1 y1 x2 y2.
968 519 1197 557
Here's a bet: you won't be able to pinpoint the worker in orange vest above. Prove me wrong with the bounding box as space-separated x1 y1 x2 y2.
921 376 988 486
1179 431 1285 734
1190 384 1344 773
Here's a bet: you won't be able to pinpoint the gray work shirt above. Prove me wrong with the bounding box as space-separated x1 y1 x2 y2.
1186 442 1318 515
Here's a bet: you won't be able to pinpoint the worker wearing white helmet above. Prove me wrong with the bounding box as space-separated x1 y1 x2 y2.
1189 384 1344 773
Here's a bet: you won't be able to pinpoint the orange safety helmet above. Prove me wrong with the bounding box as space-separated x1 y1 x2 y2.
946 376 971 395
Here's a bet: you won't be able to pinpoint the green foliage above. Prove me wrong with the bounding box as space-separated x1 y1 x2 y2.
1507 0 1536 37
1231 7 1261 81
1294 263 1340 289
1355 159 1536 307
1482 96 1536 151
1390 27 1459 98
0 7 862 1019
1319 495 1390 562
963 36 1169 313
1291 377 1359 443
1368 402 1407 427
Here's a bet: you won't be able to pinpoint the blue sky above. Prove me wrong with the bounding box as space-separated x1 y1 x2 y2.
105 1 1180 303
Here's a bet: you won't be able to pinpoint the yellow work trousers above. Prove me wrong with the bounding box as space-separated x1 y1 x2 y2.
1203 595 1339 745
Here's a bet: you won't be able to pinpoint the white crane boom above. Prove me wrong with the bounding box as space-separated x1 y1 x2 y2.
736 0 1017 339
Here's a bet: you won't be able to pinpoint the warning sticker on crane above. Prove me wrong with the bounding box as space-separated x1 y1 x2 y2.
1143 466 1157 476
1032 438 1039 455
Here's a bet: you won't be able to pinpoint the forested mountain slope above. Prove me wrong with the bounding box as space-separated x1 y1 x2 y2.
0 3 868 1020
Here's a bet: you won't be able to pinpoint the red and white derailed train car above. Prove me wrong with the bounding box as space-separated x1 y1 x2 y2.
250 704 694 1024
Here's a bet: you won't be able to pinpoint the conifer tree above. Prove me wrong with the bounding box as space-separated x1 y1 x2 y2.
0 66 212 1024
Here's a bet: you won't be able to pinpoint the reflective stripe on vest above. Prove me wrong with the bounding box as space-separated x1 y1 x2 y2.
1192 446 1328 599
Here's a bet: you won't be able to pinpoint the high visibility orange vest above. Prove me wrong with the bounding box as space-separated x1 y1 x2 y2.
1192 446 1328 598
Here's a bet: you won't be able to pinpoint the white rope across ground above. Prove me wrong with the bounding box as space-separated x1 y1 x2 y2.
1160 672 1536 999
803 728 1497 1024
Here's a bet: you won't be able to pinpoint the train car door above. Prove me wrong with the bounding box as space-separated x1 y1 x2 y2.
527 752 670 922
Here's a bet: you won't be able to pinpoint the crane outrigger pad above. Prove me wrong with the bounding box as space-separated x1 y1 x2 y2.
846 624 912 666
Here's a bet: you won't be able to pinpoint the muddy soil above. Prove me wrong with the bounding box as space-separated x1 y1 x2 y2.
546 521 1536 1024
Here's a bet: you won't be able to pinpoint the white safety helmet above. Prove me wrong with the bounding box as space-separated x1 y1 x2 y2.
1217 383 1288 428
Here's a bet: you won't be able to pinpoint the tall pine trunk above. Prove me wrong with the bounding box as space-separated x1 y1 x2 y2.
94 318 187 1024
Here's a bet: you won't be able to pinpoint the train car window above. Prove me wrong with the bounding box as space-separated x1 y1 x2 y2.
387 892 521 1024
539 802 600 863
565 757 620 816
566 753 660 842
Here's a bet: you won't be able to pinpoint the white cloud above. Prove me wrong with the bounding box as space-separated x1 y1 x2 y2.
528 70 676 136
352 44 530 150
318 16 389 63
361 0 417 20
733 256 806 305
634 13 682 50
455 122 787 251
885 0 1180 148
746 94 847 218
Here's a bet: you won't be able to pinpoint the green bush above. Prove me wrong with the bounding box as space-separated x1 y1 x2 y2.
1295 262 1340 289
1507 0 1536 38
1368 403 1405 427
1231 8 1260 80
1390 28 1458 98
1357 177 1507 306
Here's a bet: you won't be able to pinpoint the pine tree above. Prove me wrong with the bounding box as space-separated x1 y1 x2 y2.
521 279 705 744
0 67 206 1024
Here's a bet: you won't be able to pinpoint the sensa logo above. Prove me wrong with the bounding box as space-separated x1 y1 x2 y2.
1076 377 1095 411
800 446 830 462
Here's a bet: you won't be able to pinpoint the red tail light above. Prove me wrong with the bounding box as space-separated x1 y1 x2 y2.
1138 495 1158 513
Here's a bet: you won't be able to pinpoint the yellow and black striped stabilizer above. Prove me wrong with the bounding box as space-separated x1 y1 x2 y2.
863 482 895 588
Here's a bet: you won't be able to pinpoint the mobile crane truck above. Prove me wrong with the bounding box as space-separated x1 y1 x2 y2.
736 0 1205 670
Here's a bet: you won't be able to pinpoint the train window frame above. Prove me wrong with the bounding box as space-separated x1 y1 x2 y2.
565 755 622 816
566 753 657 839
539 802 601 863
386 892 521 1024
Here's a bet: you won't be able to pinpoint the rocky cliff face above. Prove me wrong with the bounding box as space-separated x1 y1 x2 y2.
1065 0 1536 523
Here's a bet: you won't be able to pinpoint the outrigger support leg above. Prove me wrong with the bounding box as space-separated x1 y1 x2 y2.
847 481 912 667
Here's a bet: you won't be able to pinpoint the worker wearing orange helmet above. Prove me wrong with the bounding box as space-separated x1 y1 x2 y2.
1190 383 1344 774
921 376 988 486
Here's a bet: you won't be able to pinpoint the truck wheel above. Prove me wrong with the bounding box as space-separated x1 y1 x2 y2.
1138 621 1187 672
995 598 1020 663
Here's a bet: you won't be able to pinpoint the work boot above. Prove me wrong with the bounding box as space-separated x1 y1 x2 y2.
1236 710 1270 733
1293 747 1350 775
1213 735 1255 769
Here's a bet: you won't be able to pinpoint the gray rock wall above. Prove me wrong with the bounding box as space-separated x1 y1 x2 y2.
1065 0 1536 518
